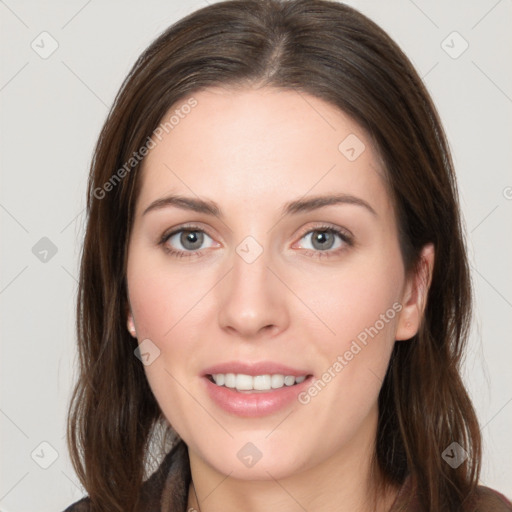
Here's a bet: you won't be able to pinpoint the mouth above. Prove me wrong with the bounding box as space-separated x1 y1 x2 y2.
206 373 310 393
201 361 314 417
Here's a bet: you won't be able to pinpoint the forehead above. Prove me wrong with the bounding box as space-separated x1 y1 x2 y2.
136 86 391 218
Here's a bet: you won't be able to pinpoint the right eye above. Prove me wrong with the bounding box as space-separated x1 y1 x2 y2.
160 226 218 258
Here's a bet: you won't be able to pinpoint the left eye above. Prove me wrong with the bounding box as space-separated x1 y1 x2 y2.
298 229 347 251
164 229 215 252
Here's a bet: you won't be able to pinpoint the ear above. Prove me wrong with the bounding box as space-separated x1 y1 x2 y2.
127 309 137 338
395 243 435 341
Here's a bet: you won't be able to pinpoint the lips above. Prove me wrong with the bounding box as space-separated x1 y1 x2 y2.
202 361 311 378
201 361 314 417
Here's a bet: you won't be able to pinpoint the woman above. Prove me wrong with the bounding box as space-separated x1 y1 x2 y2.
64 0 512 510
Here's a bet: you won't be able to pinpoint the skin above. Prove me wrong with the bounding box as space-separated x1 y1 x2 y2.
126 86 434 512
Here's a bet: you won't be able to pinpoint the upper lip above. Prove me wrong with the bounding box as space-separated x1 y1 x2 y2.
202 361 312 377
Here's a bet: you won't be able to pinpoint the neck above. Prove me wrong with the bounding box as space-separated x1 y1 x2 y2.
186 408 399 512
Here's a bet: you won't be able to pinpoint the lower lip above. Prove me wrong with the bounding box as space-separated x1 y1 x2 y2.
203 376 313 417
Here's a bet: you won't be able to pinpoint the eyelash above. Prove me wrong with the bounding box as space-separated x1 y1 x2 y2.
158 223 354 260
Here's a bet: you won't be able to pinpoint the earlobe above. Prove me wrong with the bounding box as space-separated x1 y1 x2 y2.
395 243 435 341
127 311 137 338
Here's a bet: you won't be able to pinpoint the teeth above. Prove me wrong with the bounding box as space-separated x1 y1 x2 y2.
224 373 236 388
211 373 307 391
271 374 284 388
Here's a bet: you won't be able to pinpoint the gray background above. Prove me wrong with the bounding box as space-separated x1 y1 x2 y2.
1 0 511 510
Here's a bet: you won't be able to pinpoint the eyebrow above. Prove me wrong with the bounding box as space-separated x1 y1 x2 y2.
142 193 377 218
282 193 377 217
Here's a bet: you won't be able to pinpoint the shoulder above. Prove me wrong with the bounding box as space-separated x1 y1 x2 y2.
468 484 512 511
62 496 91 511
62 440 189 511
390 476 512 512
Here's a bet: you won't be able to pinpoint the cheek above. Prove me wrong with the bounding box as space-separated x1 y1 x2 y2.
296 251 403 415
291 250 403 418
126 265 202 438
127 252 209 340
300 252 404 355
128 281 172 339
126 250 215 420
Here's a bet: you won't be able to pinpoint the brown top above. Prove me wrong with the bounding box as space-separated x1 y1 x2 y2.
64 440 512 511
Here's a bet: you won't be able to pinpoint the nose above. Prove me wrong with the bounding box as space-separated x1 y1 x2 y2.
217 245 290 339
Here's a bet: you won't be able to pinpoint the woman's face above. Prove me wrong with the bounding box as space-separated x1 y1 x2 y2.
126 86 424 480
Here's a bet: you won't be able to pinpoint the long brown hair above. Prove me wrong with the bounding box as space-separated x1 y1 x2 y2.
67 1 481 510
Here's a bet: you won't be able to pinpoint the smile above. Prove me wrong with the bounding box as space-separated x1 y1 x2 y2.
208 373 307 392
